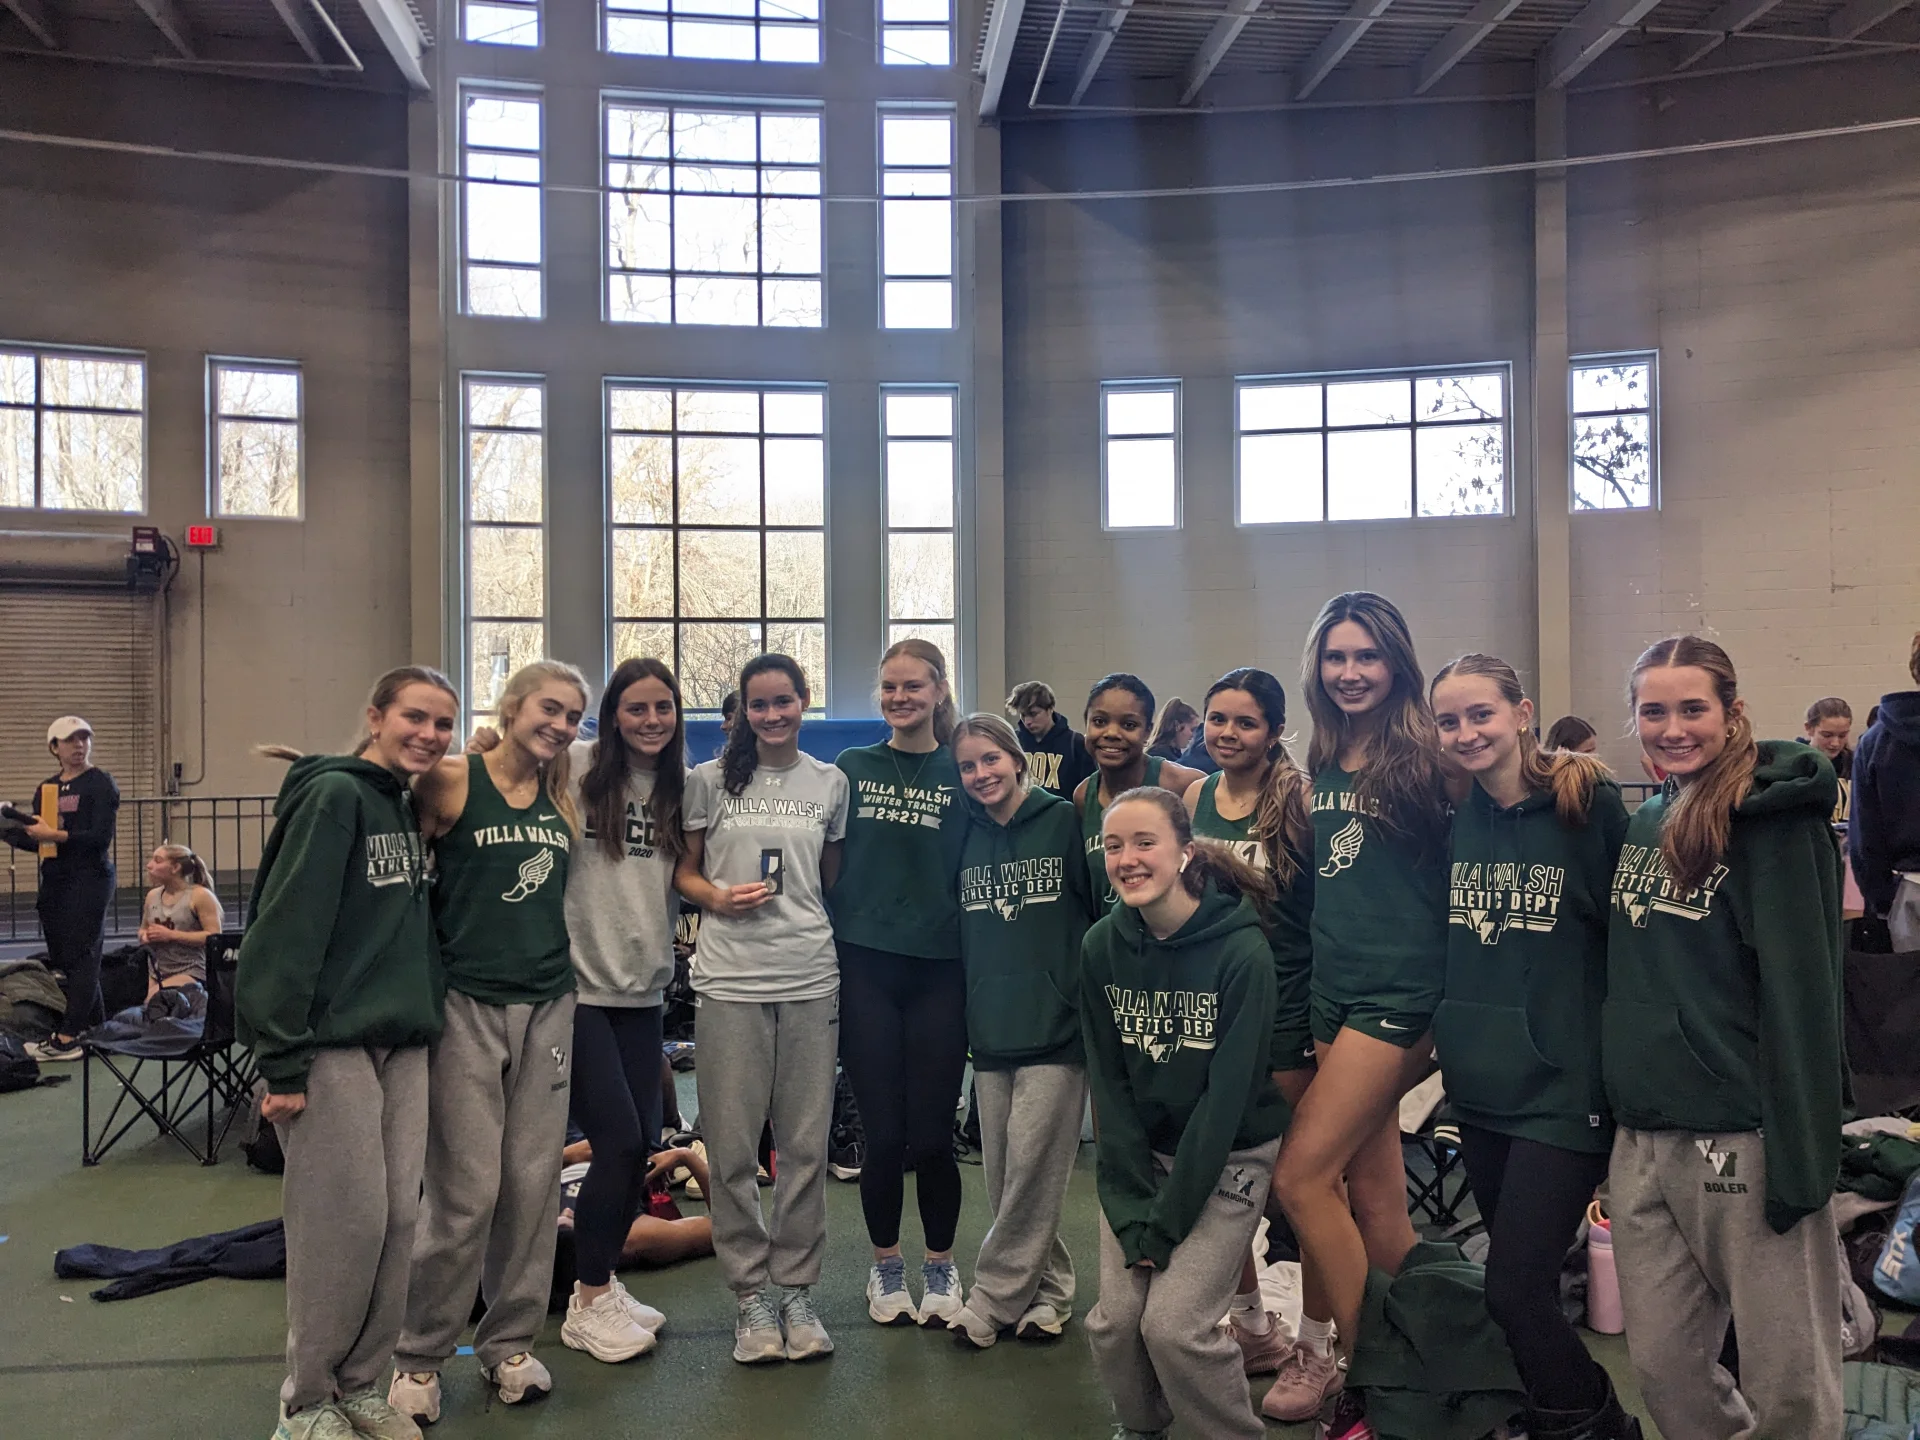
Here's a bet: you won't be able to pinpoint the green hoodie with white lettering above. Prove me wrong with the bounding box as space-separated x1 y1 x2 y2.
1080 883 1288 1267
1437 778 1630 1154
236 755 444 1094
958 787 1099 1069
1604 740 1846 1233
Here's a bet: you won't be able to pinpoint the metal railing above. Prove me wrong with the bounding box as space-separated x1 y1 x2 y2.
3 794 277 945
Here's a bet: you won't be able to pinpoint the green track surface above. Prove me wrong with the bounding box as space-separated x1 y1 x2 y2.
0 1070 1661 1439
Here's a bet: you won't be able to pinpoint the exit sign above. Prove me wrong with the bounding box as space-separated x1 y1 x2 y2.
185 525 219 549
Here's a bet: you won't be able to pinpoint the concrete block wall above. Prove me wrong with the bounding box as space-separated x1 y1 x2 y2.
0 61 413 794
1000 103 1542 721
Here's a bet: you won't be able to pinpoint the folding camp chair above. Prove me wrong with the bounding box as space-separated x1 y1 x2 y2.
1398 1067 1471 1227
81 932 257 1166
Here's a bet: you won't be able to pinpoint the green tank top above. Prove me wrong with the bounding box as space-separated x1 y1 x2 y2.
433 754 576 1006
1191 770 1316 985
1082 755 1164 912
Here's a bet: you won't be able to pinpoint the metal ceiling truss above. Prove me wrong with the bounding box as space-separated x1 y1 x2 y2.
2 0 58 48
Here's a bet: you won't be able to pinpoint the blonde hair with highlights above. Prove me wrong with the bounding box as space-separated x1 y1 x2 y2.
1431 653 1611 826
1629 636 1757 891
496 660 590 837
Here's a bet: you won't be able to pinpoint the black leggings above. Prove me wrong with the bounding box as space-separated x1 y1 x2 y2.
41 872 113 1036
1457 1123 1612 1414
837 944 967 1253
569 1003 665 1288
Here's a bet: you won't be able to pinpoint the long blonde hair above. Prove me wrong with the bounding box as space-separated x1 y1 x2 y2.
1300 592 1449 852
1431 653 1611 826
1629 636 1757 890
496 660 590 836
880 638 957 744
951 712 1030 791
258 664 459 764
155 842 213 889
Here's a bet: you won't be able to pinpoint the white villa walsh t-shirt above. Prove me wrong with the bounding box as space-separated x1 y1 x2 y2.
683 753 850 1003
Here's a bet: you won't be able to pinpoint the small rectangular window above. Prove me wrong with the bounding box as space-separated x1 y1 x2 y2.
1236 367 1509 524
210 360 302 519
1571 353 1657 510
464 0 539 45
605 0 820 63
883 387 957 659
881 0 950 65
606 101 823 329
0 344 146 513
880 109 954 330
464 376 547 737
462 89 544 320
1102 382 1180 530
607 381 828 710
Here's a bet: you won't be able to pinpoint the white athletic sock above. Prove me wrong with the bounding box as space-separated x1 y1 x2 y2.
1297 1314 1334 1356
1230 1292 1271 1334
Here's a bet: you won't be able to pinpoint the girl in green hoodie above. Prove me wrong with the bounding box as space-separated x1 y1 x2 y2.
1606 636 1846 1440
943 713 1100 1350
1430 653 1637 1440
1082 786 1288 1440
1268 592 1451 1426
237 666 458 1440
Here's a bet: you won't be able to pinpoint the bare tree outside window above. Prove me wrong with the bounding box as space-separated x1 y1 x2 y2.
606 0 819 63
463 91 544 320
465 377 547 737
0 347 145 513
1572 356 1657 510
606 103 823 328
1237 367 1509 524
465 0 538 44
212 362 301 519
608 383 826 710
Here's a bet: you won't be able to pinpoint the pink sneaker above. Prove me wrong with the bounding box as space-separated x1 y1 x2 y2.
1315 1390 1374 1440
1229 1313 1294 1375
1261 1341 1345 1422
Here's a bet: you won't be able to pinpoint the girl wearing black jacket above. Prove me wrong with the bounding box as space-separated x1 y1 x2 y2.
25 716 119 1063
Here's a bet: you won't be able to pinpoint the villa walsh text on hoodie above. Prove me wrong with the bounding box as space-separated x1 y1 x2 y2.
1080 884 1288 1267
1603 740 1846 1233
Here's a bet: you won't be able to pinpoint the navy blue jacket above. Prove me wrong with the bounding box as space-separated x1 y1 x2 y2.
1850 691 1920 917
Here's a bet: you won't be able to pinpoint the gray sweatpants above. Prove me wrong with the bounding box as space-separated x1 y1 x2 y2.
278 1045 429 1414
1086 1138 1281 1440
1889 875 1920 952
1610 1126 1844 1440
395 990 576 1372
694 993 837 1294
970 1063 1085 1327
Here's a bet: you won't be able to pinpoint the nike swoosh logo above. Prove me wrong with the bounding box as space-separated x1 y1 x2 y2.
1378 1019 1410 1031
537 813 558 821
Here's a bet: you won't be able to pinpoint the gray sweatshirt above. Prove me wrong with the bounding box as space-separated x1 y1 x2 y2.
563 740 679 1008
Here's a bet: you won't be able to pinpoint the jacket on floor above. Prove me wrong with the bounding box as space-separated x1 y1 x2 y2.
55 1218 285 1301
957 787 1099 1069
1850 692 1920 918
1080 882 1286 1267
236 755 443 1094
1604 740 1845 1233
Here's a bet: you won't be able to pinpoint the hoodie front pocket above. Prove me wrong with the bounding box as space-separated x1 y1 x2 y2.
967 971 1076 1060
1601 999 1734 1120
1432 999 1562 1120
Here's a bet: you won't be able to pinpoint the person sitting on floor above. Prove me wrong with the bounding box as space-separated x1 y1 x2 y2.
551 1141 716 1313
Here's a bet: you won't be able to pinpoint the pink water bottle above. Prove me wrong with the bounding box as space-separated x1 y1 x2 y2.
1586 1201 1624 1335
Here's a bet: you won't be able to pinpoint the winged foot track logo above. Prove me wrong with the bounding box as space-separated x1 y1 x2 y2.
503 848 557 903
1319 818 1365 878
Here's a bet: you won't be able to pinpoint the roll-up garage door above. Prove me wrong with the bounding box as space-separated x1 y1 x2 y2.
0 587 160 811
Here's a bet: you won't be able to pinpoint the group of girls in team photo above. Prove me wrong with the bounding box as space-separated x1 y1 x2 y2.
233 587 1847 1440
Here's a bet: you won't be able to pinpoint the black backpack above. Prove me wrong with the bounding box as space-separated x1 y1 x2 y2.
0 1034 43 1093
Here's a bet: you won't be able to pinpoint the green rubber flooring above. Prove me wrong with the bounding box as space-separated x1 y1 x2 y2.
0 1071 1662 1440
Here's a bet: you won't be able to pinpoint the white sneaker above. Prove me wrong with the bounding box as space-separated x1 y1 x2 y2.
336 1386 422 1439
733 1290 787 1364
482 1352 551 1405
561 1284 657 1362
611 1278 666 1333
24 1039 83 1062
385 1371 440 1426
916 1258 964 1329
779 1284 834 1360
1016 1299 1069 1340
866 1257 918 1326
948 1303 999 1350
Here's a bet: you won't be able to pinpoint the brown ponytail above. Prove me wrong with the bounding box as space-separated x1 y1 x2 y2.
1204 667 1311 886
1628 636 1758 891
1106 786 1279 922
1431 653 1611 826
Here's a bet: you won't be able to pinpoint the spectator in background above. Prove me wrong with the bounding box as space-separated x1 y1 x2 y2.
1870 704 1882 730
1851 638 1920 948
1802 698 1854 823
1146 698 1200 762
1544 715 1600 754
1005 681 1095 799
24 716 120 1064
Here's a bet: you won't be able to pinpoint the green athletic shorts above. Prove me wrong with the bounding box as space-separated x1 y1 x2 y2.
1309 990 1433 1050
1270 967 1316 1072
